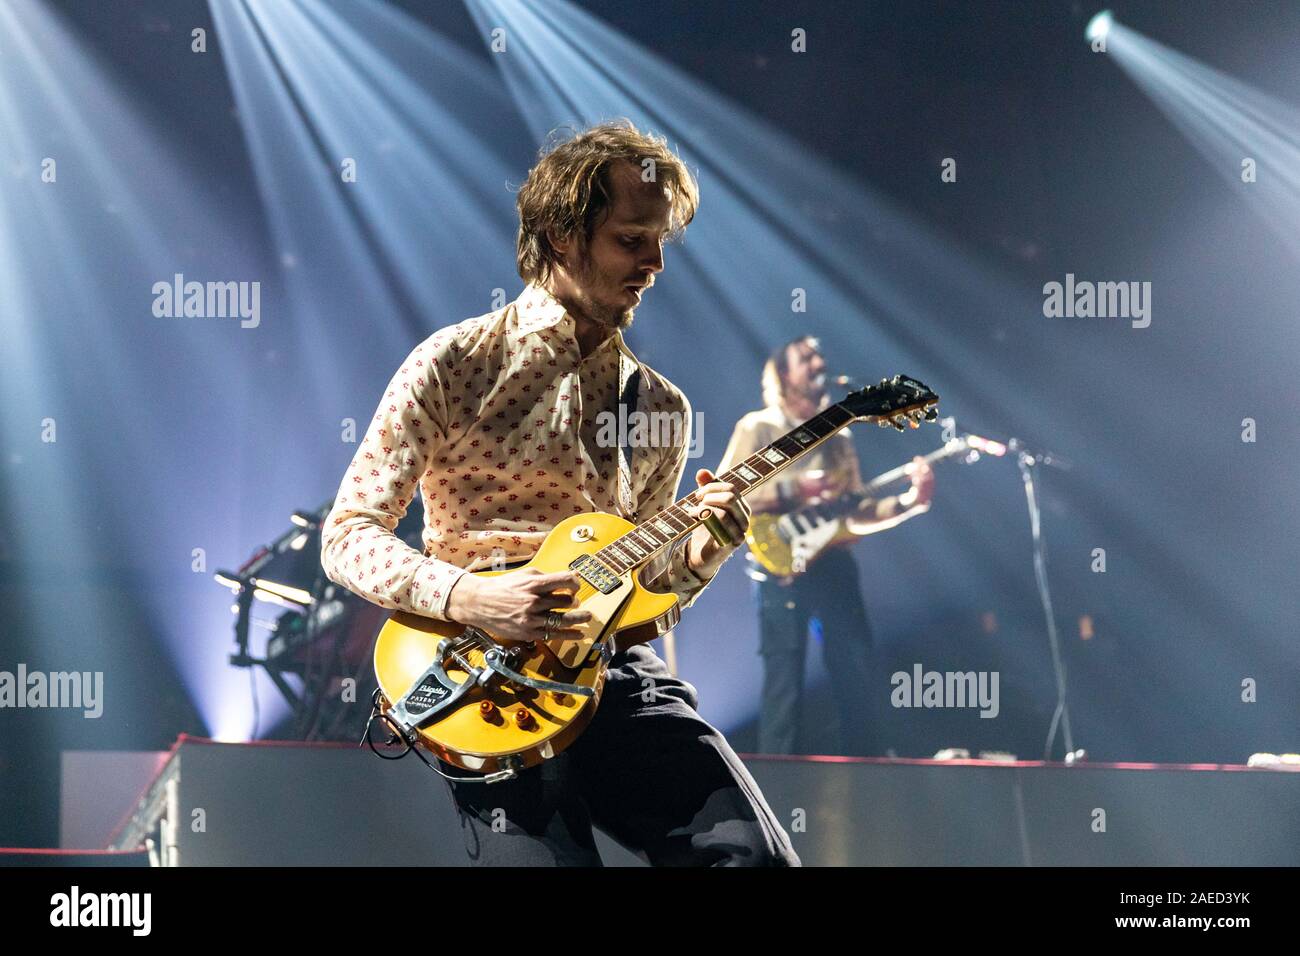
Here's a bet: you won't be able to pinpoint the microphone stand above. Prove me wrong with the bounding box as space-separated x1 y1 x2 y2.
1008 439 1084 764
834 370 1085 763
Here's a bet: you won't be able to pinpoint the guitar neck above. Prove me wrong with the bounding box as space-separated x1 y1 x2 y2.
861 439 967 494
589 404 859 574
769 437 971 526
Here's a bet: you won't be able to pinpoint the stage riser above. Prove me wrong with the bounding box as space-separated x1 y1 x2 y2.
81 743 1300 866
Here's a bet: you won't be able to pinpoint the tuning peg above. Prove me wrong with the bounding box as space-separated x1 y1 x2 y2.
891 415 907 431
877 418 891 427
924 407 939 422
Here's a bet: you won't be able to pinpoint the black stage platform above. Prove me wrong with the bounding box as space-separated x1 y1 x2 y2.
49 736 1300 866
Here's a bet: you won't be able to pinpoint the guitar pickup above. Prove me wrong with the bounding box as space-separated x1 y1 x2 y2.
570 553 621 594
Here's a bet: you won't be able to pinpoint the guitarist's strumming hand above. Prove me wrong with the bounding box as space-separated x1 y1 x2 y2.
445 568 593 643
687 467 751 579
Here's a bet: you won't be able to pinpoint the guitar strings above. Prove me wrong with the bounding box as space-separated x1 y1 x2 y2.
437 514 704 670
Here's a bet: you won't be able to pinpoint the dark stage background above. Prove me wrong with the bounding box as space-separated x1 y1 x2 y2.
2 0 1297 849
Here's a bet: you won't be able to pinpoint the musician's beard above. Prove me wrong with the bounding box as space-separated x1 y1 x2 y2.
808 373 828 403
792 377 828 407
584 297 635 332
572 253 636 332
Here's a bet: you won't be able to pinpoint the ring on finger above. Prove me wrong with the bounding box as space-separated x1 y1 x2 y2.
545 610 564 637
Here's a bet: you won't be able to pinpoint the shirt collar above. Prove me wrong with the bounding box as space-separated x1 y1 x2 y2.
514 282 570 335
514 282 636 363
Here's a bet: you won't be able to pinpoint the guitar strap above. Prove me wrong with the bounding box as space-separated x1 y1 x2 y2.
611 346 642 522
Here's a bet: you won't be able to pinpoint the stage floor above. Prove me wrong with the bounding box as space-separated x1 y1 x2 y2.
59 736 1300 866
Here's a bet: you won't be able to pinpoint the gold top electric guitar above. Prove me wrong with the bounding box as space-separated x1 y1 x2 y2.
370 375 938 780
745 430 1007 577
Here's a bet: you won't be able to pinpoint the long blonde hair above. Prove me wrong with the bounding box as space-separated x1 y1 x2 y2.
761 335 820 410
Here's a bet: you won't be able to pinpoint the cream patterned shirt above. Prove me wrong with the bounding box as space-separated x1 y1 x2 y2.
321 283 714 621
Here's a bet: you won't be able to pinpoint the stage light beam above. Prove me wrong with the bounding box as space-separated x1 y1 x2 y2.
1086 10 1114 44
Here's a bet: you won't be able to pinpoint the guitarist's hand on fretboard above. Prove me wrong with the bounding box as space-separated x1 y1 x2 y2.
901 455 935 510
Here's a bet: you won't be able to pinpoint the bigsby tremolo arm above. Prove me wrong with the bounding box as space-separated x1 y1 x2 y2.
388 630 596 743
480 643 595 698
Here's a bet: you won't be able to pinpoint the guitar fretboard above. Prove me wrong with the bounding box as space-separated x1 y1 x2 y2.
590 403 856 574
787 438 970 524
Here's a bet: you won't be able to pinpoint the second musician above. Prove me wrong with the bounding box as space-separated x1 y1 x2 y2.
717 335 935 755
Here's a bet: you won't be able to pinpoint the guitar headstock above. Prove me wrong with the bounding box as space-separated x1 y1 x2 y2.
840 375 940 431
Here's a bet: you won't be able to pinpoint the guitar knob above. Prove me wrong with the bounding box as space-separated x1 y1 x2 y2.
550 691 569 705
479 700 498 720
514 709 535 729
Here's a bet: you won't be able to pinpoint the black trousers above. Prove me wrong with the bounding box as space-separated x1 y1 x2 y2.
756 547 877 755
445 643 800 866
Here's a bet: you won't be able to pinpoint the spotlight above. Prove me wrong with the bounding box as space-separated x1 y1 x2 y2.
290 510 319 529
213 570 244 592
1085 9 1114 43
249 577 315 607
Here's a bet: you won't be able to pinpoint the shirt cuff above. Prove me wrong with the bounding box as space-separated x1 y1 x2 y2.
392 557 468 621
662 534 719 610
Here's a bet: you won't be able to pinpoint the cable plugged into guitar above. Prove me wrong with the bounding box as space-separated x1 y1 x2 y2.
360 688 522 784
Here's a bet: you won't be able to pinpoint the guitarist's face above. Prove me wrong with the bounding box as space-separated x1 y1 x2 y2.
548 161 672 331
783 339 829 404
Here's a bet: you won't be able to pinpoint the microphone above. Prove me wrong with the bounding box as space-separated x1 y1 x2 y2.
1007 437 1071 470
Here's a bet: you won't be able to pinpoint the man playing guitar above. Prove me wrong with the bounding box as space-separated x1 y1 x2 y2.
321 121 798 866
718 336 935 755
